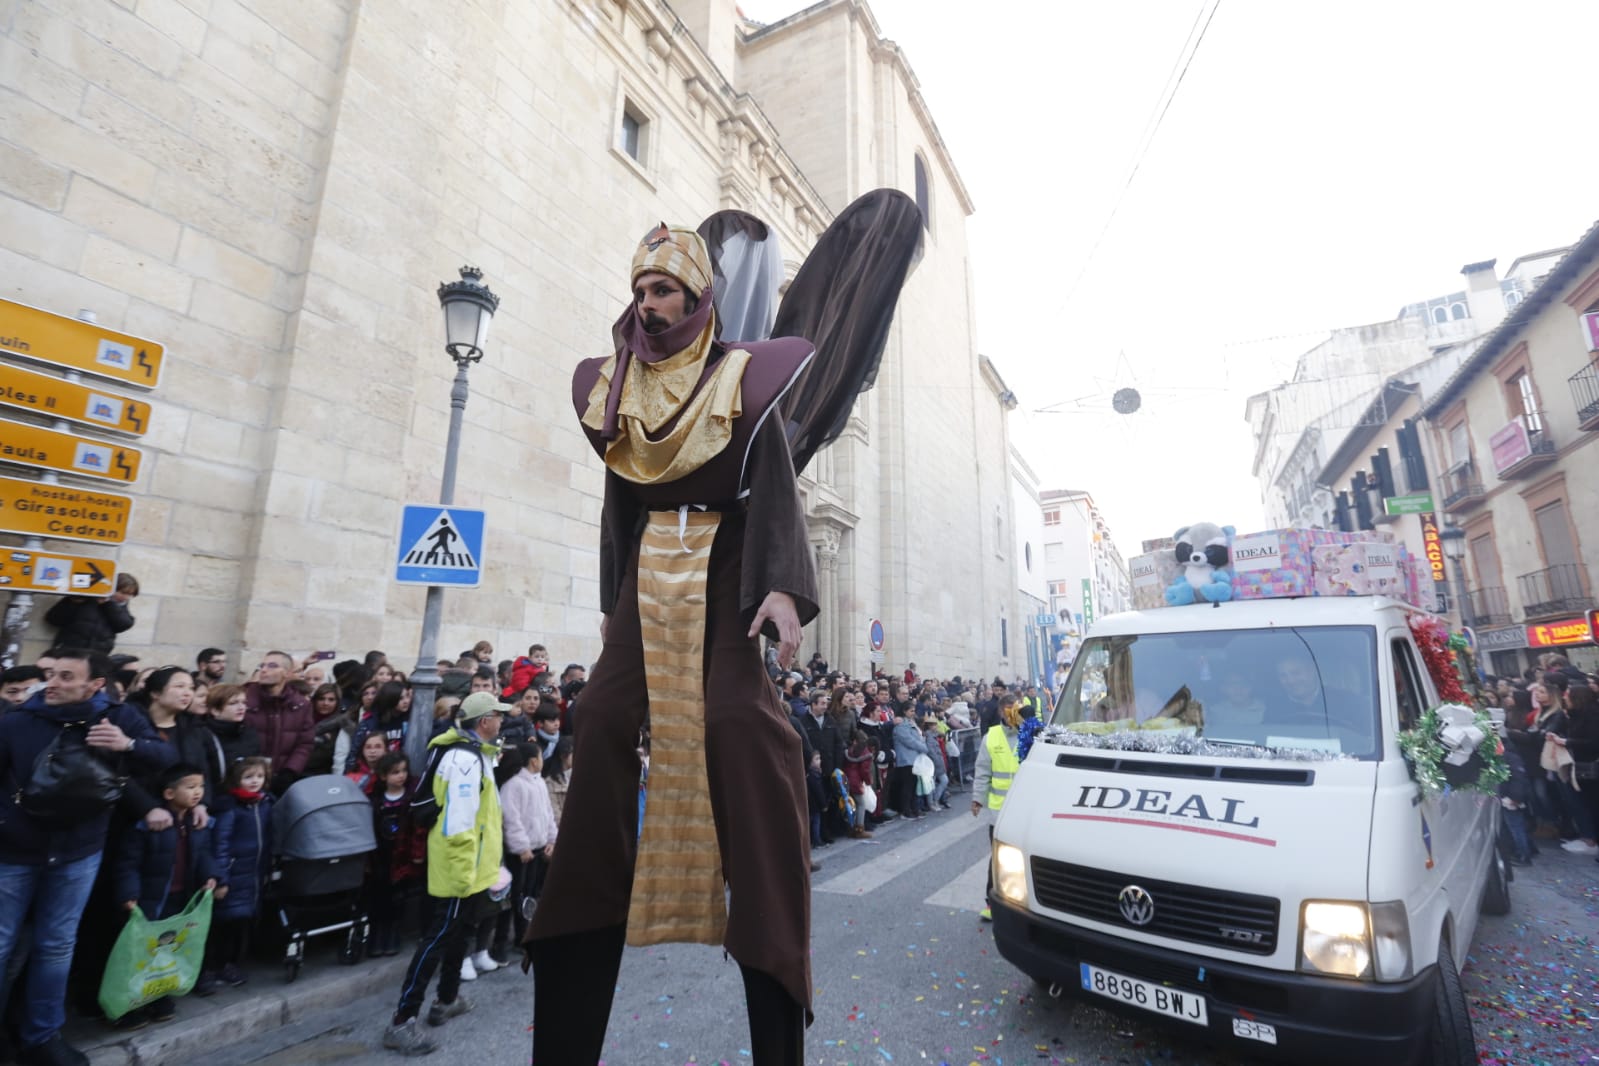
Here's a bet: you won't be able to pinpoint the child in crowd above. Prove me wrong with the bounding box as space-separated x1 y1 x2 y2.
111 764 222 1027
432 696 460 738
503 644 550 698
198 757 274 994
543 736 573 825
841 730 875 839
500 688 537 747
533 703 561 762
347 733 388 795
920 714 951 810
204 684 261 768
369 752 427 957
1016 701 1044 763
805 751 829 849
498 743 556 956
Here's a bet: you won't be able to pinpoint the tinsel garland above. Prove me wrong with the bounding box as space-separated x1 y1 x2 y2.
1409 615 1468 703
1039 725 1353 762
1396 703 1510 798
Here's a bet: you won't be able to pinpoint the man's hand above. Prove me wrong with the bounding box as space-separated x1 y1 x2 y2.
123 901 137 913
145 807 173 830
748 591 801 669
970 800 982 817
214 884 229 899
542 843 555 859
192 803 210 830
202 878 217 893
87 721 132 752
518 849 534 863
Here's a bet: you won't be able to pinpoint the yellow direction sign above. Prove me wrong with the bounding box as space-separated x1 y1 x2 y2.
0 298 164 389
0 475 132 544
0 363 151 436
0 417 142 484
0 547 116 596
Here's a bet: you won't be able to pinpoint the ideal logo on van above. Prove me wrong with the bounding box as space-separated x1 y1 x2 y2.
1230 533 1282 574
1054 786 1277 847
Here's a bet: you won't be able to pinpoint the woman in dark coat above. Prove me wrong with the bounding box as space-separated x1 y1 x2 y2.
124 666 226 816
344 682 413 772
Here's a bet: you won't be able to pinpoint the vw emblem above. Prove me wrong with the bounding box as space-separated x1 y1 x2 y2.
1117 884 1155 926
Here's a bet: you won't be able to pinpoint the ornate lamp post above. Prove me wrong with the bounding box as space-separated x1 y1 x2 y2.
1438 522 1475 633
405 267 500 772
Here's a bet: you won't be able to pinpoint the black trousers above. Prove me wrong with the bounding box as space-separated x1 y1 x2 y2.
890 766 919 817
530 924 804 1065
393 893 478 1024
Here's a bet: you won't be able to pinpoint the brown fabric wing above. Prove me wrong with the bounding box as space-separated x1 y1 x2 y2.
773 189 924 475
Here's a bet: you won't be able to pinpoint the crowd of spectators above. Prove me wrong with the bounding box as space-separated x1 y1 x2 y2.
1487 653 1599 866
0 624 1041 1063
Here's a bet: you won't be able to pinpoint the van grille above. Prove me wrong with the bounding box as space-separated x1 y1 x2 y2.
1031 858 1280 956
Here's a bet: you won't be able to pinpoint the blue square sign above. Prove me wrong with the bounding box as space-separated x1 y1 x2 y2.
394 504 485 587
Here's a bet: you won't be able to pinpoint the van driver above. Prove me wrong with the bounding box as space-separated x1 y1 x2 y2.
1271 655 1370 750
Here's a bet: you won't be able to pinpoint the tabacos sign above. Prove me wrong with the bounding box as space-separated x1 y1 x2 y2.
1526 617 1594 649
1419 512 1447 583
1054 785 1277 847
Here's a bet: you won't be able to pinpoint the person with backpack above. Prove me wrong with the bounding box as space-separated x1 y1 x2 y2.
382 691 505 1056
0 649 173 1066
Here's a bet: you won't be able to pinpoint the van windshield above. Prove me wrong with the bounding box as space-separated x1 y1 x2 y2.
1050 626 1380 759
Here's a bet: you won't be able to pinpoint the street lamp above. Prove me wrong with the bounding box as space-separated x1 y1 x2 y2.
405 267 501 772
1438 522 1475 632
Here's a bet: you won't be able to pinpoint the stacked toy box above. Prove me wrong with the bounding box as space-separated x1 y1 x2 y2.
1230 527 1423 608
1128 550 1181 610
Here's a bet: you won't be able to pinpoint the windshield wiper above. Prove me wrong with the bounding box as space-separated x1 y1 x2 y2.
1202 738 1265 749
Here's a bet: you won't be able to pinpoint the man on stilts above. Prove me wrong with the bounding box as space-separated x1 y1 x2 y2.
528 193 922 1066
527 223 817 1064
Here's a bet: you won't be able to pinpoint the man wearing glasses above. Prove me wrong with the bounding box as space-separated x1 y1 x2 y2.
195 648 227 684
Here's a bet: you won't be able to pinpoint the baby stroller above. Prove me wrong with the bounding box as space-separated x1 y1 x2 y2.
269 774 376 981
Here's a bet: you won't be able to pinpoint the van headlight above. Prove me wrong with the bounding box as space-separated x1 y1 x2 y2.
1298 901 1411 981
1299 901 1371 979
993 842 1027 905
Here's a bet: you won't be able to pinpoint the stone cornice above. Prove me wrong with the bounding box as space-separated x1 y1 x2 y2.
579 0 833 243
742 0 975 216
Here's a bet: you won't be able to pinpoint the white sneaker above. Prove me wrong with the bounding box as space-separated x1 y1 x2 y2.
1560 839 1599 854
459 957 477 981
470 950 500 973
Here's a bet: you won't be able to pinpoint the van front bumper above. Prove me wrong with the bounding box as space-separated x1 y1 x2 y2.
990 898 1436 1066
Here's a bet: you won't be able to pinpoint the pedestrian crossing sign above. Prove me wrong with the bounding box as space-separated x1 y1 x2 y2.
394 504 486 587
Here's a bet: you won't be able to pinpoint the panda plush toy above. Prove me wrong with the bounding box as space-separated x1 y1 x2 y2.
1164 522 1235 605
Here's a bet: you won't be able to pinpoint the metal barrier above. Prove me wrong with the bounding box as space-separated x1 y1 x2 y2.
945 727 981 792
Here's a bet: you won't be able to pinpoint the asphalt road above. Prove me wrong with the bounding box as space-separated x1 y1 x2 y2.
225 807 1597 1065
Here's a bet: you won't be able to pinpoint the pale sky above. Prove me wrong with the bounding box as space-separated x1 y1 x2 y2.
741 0 1599 552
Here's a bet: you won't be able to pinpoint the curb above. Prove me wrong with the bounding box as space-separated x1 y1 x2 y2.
82 955 411 1066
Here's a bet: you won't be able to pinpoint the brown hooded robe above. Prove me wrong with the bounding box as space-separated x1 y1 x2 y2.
527 336 819 1018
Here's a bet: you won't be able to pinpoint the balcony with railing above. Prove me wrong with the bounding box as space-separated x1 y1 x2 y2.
1489 414 1557 480
1571 361 1599 431
1466 586 1512 627
1439 459 1486 511
1517 564 1589 621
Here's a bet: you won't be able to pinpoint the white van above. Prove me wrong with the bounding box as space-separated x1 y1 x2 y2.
989 595 1505 1066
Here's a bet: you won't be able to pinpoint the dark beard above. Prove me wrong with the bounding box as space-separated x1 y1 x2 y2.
643 314 669 333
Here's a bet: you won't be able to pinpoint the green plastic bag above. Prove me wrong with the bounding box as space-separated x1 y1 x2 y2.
98 890 213 1019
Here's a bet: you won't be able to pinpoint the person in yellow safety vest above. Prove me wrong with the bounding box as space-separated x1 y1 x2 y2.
970 692 1022 922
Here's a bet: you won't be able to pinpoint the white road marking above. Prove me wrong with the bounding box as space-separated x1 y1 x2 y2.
813 816 987 896
922 855 989 912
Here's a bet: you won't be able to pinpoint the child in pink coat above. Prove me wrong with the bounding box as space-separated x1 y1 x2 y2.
499 743 557 949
